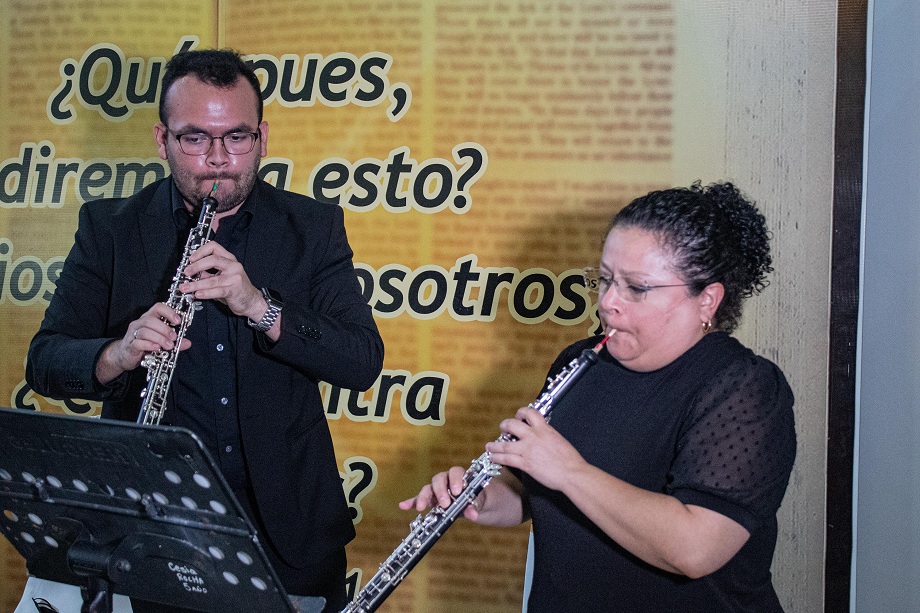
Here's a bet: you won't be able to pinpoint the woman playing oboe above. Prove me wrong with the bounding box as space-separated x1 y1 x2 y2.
402 182 796 612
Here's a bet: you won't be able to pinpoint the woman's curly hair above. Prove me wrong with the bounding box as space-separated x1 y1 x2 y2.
609 181 772 333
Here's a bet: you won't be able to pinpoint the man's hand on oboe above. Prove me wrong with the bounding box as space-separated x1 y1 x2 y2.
95 303 187 385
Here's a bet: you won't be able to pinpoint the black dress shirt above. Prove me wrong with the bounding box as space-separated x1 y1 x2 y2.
167 186 253 489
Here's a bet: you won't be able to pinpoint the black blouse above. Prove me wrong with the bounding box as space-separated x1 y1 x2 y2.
522 331 796 613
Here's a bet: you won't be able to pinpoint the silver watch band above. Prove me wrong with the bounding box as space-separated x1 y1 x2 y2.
247 287 282 332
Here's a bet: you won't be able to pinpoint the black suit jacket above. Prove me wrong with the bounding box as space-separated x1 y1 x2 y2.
27 177 384 566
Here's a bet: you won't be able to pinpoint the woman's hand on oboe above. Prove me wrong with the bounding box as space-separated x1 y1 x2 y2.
399 468 528 526
398 466 479 515
486 406 588 494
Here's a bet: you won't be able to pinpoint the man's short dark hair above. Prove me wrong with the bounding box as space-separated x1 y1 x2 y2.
159 49 263 125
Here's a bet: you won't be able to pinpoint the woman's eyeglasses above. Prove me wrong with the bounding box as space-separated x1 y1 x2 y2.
582 267 689 303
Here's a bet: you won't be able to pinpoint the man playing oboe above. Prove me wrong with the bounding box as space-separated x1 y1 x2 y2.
26 48 383 612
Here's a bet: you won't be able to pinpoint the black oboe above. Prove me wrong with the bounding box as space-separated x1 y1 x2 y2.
342 330 616 613
137 181 219 425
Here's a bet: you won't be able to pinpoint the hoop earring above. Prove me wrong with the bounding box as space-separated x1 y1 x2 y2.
702 320 713 333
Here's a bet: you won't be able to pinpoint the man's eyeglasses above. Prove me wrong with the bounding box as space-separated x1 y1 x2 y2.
582 267 689 303
167 128 260 155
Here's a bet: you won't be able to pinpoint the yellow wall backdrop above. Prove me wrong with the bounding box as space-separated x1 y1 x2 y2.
0 2 835 612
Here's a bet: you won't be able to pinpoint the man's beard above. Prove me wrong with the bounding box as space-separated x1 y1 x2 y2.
169 157 261 213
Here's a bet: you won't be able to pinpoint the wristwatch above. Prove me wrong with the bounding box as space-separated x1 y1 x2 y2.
248 287 283 332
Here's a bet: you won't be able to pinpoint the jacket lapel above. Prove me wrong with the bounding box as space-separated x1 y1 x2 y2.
239 180 289 291
138 178 183 302
236 182 291 417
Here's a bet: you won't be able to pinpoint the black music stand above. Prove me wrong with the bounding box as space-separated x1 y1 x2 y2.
0 408 325 613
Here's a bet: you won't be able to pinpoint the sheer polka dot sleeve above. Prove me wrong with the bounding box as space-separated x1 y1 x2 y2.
666 354 796 531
